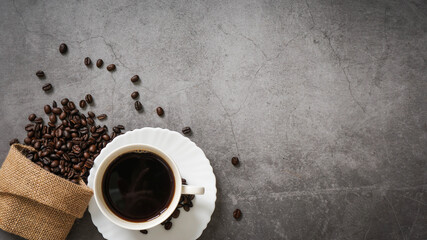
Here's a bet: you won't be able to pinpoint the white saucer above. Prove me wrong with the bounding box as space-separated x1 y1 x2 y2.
87 127 217 240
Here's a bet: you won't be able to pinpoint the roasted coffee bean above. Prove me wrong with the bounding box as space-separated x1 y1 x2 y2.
172 209 180 218
164 222 172 230
24 137 31 145
72 145 81 154
233 209 242 220
36 70 45 78
135 101 142 111
96 59 103 68
182 127 192 135
59 43 68 54
131 91 139 99
52 107 62 115
79 100 87 108
231 157 239 166
35 117 43 124
28 113 37 121
27 131 35 138
117 125 125 130
67 101 76 110
131 75 139 82
106 64 116 71
97 114 107 120
51 160 59 168
25 124 34 131
183 205 190 212
156 107 164 116
89 144 97 153
84 57 92 66
49 114 57 124
102 134 110 141
52 100 57 108
59 112 67 120
61 98 69 106
42 105 51 114
113 127 120 133
42 83 52 92
88 111 95 118
9 138 19 146
34 141 41 150
85 94 93 104
140 230 148 234
87 118 94 125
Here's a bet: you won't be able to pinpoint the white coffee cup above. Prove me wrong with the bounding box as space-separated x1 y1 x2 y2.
93 143 205 230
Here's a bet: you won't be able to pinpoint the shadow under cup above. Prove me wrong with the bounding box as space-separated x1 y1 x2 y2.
93 144 184 230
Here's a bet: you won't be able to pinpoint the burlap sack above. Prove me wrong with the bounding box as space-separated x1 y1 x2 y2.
0 144 93 240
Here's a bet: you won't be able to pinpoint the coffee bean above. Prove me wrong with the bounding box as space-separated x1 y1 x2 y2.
42 83 52 92
231 157 239 166
51 160 59 168
183 205 190 212
72 145 81 154
156 107 164 116
97 114 107 120
24 137 31 145
131 75 139 83
59 43 68 54
79 100 87 108
96 59 103 68
112 127 120 133
84 57 92 66
87 118 94 125
36 70 45 78
88 111 95 118
52 100 57 108
164 222 172 230
59 112 67 120
34 141 41 150
28 113 37 121
106 64 116 71
89 144 97 153
61 98 69 106
52 107 62 115
25 124 34 131
135 101 142 111
67 101 76 110
182 178 187 185
34 117 43 124
131 91 139 99
49 114 57 124
182 127 192 135
102 134 110 141
233 209 242 220
117 125 125 130
140 230 148 234
9 138 19 146
172 209 180 218
85 94 93 104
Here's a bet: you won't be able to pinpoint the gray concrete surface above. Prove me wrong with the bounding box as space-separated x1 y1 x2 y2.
0 0 426 239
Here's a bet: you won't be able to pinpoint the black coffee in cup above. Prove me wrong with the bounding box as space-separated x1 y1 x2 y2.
102 151 175 222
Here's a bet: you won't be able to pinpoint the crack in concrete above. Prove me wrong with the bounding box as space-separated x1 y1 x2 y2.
305 0 316 27
385 195 406 240
324 31 366 113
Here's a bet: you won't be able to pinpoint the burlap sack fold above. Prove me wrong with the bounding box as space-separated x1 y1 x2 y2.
0 144 93 240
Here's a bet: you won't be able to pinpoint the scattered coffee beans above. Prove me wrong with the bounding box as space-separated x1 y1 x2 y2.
131 75 139 83
233 209 242 220
28 113 37 122
59 43 68 54
85 94 93 104
9 138 19 146
17 98 126 184
42 83 52 92
96 59 103 68
84 57 92 66
134 101 142 111
131 91 139 99
36 70 45 78
182 127 192 135
156 107 164 116
231 157 239 166
97 114 107 120
79 100 87 108
106 64 116 71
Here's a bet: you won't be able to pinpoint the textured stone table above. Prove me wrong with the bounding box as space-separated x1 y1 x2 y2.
0 0 426 239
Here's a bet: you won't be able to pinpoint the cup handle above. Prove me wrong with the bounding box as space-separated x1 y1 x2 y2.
182 185 205 195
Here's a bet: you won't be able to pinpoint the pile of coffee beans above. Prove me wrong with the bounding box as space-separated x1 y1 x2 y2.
15 97 124 184
141 178 195 234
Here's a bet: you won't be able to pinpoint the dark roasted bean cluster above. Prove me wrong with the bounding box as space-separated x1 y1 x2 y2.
20 98 124 184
